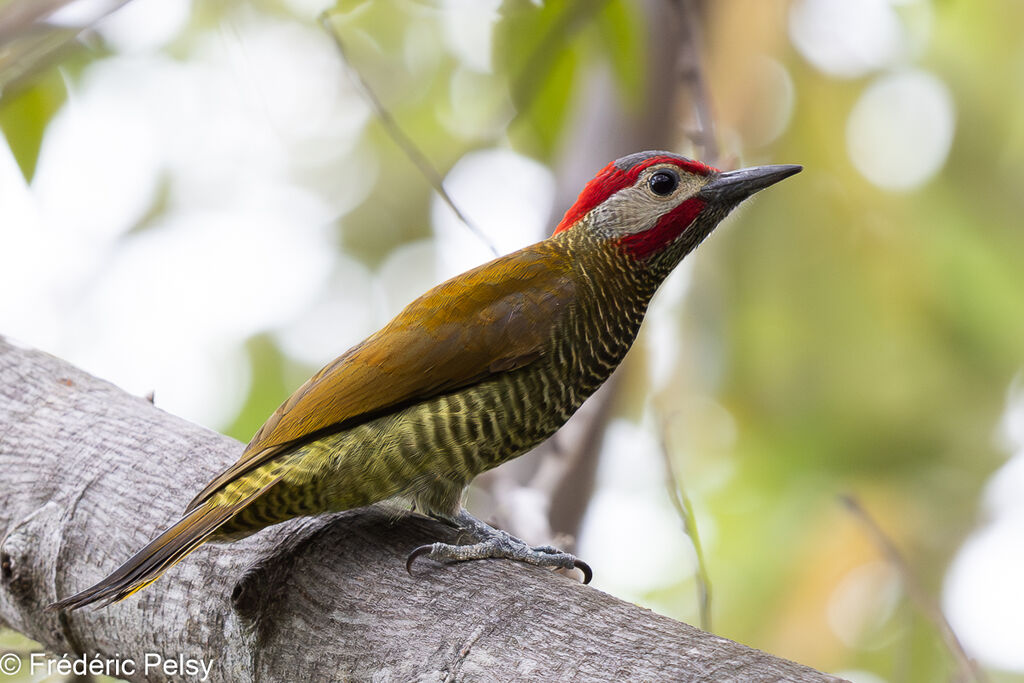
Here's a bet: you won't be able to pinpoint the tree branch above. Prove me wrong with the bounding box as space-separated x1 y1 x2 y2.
0 0 134 100
0 338 841 681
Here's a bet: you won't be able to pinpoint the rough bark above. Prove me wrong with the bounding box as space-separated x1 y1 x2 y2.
0 338 843 682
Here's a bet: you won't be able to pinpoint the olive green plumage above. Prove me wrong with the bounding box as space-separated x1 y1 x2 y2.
50 152 800 610
211 229 652 537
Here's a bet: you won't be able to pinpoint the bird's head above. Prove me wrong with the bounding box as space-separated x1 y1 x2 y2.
554 151 801 274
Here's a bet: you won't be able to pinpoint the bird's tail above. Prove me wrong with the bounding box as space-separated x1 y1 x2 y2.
49 491 263 611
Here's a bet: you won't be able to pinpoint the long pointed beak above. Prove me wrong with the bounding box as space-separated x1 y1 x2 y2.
699 164 802 204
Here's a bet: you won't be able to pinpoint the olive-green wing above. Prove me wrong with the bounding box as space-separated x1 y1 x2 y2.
185 243 576 512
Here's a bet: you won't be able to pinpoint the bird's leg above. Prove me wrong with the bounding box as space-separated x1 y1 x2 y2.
406 508 592 583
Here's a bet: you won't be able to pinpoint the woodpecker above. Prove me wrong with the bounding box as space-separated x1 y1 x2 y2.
51 151 800 610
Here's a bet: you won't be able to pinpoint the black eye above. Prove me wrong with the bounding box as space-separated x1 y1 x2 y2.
649 170 678 196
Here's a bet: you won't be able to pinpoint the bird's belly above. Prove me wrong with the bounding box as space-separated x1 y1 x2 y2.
217 358 608 536
311 366 588 501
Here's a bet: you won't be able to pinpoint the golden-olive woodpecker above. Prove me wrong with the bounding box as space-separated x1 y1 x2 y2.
51 151 800 611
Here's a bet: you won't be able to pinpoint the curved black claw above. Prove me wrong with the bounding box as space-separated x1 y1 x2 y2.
406 544 434 576
573 559 593 584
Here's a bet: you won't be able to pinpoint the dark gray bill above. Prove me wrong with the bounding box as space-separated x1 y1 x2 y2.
699 164 803 204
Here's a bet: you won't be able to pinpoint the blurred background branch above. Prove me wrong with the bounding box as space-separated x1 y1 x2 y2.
318 9 498 257
0 0 132 99
840 495 985 683
671 0 718 164
661 413 713 633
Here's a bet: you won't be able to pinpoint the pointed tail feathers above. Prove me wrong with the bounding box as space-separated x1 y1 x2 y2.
49 501 240 611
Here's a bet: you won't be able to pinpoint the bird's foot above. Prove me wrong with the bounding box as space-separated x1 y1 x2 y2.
406 510 592 584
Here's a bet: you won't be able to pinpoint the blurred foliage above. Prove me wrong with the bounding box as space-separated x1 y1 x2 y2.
2 0 1023 681
665 2 1024 678
319 0 645 263
496 0 644 156
0 70 65 181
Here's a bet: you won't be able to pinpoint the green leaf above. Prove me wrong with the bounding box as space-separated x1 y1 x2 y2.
594 0 644 107
508 43 579 159
495 0 581 159
224 334 290 441
0 71 66 183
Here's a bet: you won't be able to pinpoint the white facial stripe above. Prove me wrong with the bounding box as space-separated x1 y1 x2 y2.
587 163 707 238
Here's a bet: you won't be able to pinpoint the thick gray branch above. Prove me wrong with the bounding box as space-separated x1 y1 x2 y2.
0 338 842 682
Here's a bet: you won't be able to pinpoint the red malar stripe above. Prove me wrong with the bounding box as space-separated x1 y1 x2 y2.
615 197 706 259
